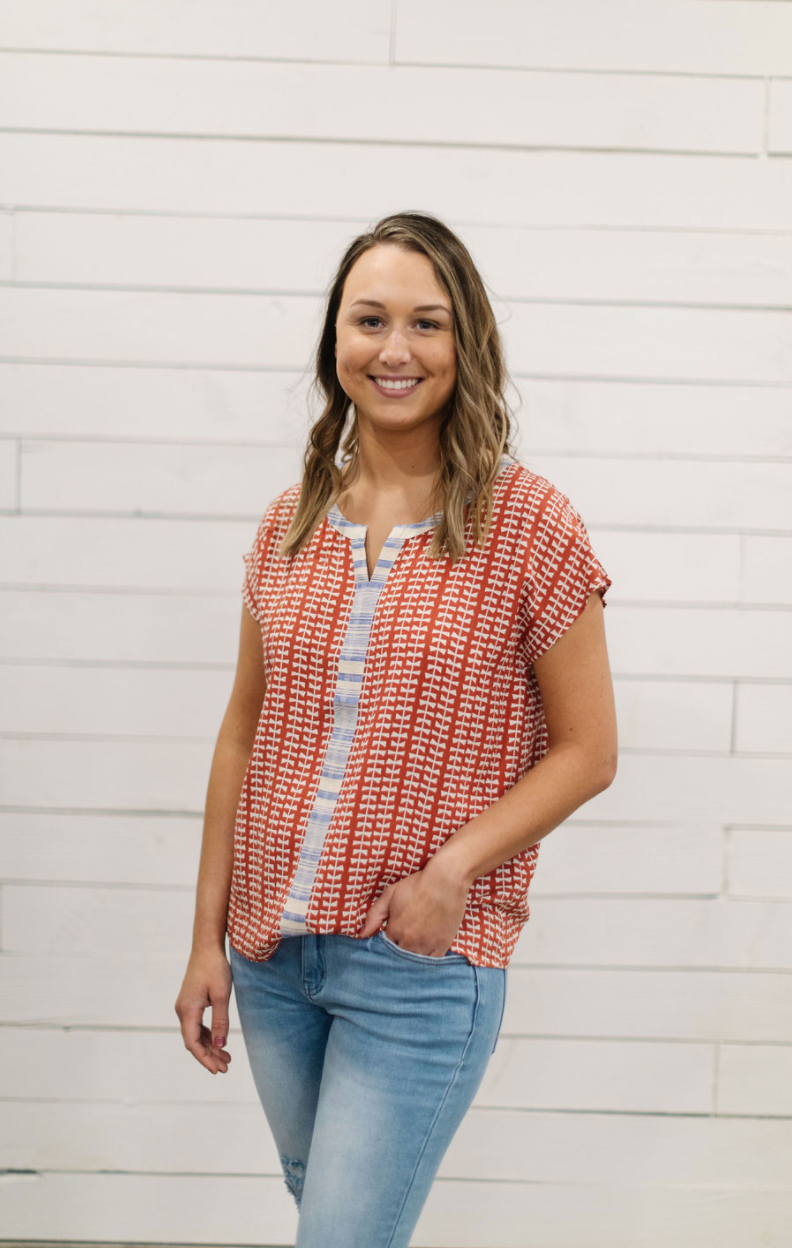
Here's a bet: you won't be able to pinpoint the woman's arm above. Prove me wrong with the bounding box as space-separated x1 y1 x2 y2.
431 587 618 885
174 603 266 1074
431 589 616 883
358 590 617 953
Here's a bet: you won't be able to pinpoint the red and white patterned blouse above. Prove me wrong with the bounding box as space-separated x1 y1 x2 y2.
227 455 612 969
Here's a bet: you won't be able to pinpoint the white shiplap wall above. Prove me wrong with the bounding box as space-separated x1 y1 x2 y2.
1 1 791 1244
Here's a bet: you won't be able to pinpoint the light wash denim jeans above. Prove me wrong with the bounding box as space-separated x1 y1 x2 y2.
229 930 507 1248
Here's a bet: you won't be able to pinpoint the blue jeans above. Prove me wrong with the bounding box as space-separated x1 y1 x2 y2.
229 931 507 1248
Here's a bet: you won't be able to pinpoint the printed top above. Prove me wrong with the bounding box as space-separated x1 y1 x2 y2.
227 455 612 969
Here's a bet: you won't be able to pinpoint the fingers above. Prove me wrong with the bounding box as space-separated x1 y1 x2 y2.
197 1023 232 1074
211 1005 230 1052
357 882 395 937
177 997 203 1059
175 989 232 1075
179 1004 210 1069
182 1017 232 1074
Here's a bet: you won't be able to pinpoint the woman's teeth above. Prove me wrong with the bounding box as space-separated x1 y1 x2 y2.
373 377 422 391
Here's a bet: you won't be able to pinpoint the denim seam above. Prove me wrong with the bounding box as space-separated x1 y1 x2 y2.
382 964 482 1248
491 970 507 1054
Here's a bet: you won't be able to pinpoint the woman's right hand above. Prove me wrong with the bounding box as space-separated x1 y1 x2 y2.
174 945 233 1075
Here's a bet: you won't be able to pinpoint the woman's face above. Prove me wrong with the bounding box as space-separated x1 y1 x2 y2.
334 244 457 438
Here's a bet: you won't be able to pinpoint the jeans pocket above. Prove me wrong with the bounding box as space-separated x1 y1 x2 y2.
377 929 468 964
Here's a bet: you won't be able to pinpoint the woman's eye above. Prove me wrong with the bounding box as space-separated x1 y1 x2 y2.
358 317 438 330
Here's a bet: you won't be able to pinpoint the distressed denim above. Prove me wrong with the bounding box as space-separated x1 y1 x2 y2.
229 931 507 1248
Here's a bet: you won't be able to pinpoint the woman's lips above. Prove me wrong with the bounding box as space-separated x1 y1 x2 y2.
368 376 424 398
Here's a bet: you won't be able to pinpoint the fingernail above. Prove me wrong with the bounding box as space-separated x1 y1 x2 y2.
214 1035 226 1046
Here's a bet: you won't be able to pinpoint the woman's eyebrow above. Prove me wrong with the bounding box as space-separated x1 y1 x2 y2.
349 299 451 314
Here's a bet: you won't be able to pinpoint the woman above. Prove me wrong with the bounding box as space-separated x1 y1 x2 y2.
175 210 618 1247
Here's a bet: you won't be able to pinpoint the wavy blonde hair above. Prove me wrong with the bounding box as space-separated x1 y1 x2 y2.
279 210 521 564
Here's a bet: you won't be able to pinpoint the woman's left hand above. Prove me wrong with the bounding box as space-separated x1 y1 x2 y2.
357 857 472 957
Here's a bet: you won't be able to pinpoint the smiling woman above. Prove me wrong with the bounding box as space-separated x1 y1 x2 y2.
334 245 459 457
174 210 617 1248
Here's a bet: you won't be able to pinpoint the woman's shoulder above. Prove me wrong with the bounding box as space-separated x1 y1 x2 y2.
499 459 579 524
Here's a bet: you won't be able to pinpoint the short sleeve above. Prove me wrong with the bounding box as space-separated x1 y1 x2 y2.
520 486 612 666
241 497 282 624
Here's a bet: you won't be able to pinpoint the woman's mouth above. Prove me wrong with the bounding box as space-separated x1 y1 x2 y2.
368 376 424 398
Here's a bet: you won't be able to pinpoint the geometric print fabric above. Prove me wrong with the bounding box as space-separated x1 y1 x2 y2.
227 456 612 969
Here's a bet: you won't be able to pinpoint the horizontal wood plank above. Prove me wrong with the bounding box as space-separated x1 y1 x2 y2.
11 211 792 307
3 955 790 1040
13 440 792 528
0 1025 718 1115
3 134 792 230
0 0 391 61
3 884 792 970
0 54 764 154
396 0 792 78
2 1099 790 1187
0 1171 789 1247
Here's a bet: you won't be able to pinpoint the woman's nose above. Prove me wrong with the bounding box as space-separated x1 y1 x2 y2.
379 328 411 361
